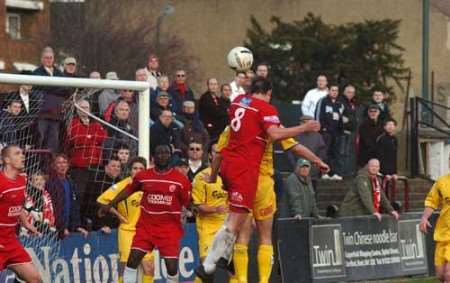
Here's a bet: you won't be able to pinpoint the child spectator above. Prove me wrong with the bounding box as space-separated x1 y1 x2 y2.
376 119 398 178
22 172 56 235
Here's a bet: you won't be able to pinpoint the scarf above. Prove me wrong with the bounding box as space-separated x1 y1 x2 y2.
177 83 187 96
371 175 381 212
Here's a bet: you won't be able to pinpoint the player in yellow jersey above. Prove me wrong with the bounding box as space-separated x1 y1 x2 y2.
420 154 450 283
193 143 229 283
97 157 154 283
209 126 328 283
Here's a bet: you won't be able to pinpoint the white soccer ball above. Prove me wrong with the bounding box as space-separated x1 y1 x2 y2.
227 46 254 71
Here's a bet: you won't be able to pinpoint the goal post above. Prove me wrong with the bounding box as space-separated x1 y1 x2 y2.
0 73 151 162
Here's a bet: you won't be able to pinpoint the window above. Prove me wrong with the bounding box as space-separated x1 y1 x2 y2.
6 13 21 40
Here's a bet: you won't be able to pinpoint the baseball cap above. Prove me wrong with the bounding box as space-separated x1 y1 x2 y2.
297 158 311 167
64 57 77 65
368 104 380 111
157 91 169 98
106 71 119 80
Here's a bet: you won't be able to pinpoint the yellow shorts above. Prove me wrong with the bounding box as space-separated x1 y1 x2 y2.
196 219 224 258
435 241 450 266
252 174 276 220
118 228 153 263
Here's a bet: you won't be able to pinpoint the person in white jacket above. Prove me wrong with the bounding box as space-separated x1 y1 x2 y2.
301 75 329 118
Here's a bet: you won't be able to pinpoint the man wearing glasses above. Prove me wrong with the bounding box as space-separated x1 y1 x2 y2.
168 69 195 115
187 142 207 182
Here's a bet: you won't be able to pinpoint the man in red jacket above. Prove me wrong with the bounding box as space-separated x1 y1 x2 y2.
66 99 107 197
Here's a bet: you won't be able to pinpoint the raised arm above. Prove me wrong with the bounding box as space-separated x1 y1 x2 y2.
266 120 320 142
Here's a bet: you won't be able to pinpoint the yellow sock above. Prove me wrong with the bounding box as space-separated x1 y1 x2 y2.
194 277 203 283
142 274 153 283
233 243 249 283
257 244 273 283
118 276 123 283
229 276 239 283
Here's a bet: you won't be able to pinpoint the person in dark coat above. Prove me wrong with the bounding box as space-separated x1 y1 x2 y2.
364 90 391 122
293 115 327 190
168 69 195 114
375 119 398 177
150 91 172 121
178 101 210 159
315 85 345 179
103 101 138 161
33 47 71 153
339 85 359 176
150 109 182 156
199 78 229 142
46 154 88 238
358 105 384 167
81 157 121 231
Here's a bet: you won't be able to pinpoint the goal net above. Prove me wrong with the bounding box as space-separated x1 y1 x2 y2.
0 73 149 282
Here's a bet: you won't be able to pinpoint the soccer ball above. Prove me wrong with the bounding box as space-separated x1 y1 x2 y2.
227 46 254 71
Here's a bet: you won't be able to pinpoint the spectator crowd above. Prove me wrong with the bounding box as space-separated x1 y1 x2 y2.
0 45 400 238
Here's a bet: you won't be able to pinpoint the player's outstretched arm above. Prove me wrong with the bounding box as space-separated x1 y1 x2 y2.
266 120 320 142
419 207 434 234
289 143 330 173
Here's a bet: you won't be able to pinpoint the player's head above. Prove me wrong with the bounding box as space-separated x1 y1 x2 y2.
154 144 172 170
250 77 273 102
128 157 147 178
1 145 25 171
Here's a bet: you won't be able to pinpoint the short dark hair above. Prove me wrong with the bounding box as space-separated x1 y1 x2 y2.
235 70 246 76
220 83 231 92
256 62 269 69
7 100 22 107
128 156 147 170
106 156 121 165
384 118 397 126
115 143 130 151
250 77 272 94
52 153 68 164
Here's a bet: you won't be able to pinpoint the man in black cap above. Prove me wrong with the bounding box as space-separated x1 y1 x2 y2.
358 105 384 167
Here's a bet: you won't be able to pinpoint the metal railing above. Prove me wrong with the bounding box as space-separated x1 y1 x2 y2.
409 97 450 176
383 176 410 212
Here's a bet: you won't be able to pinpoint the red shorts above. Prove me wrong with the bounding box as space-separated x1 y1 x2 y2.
0 237 32 271
131 223 181 258
220 160 259 212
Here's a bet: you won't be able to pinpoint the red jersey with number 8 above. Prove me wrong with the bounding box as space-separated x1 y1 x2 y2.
0 172 26 238
222 94 280 165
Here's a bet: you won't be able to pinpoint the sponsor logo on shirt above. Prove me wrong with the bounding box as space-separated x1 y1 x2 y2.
212 190 227 200
147 194 173 206
8 205 22 217
263 115 280 123
169 185 177 193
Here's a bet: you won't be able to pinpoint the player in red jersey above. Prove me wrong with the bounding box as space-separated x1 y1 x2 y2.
0 145 41 283
196 77 321 281
98 144 192 283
